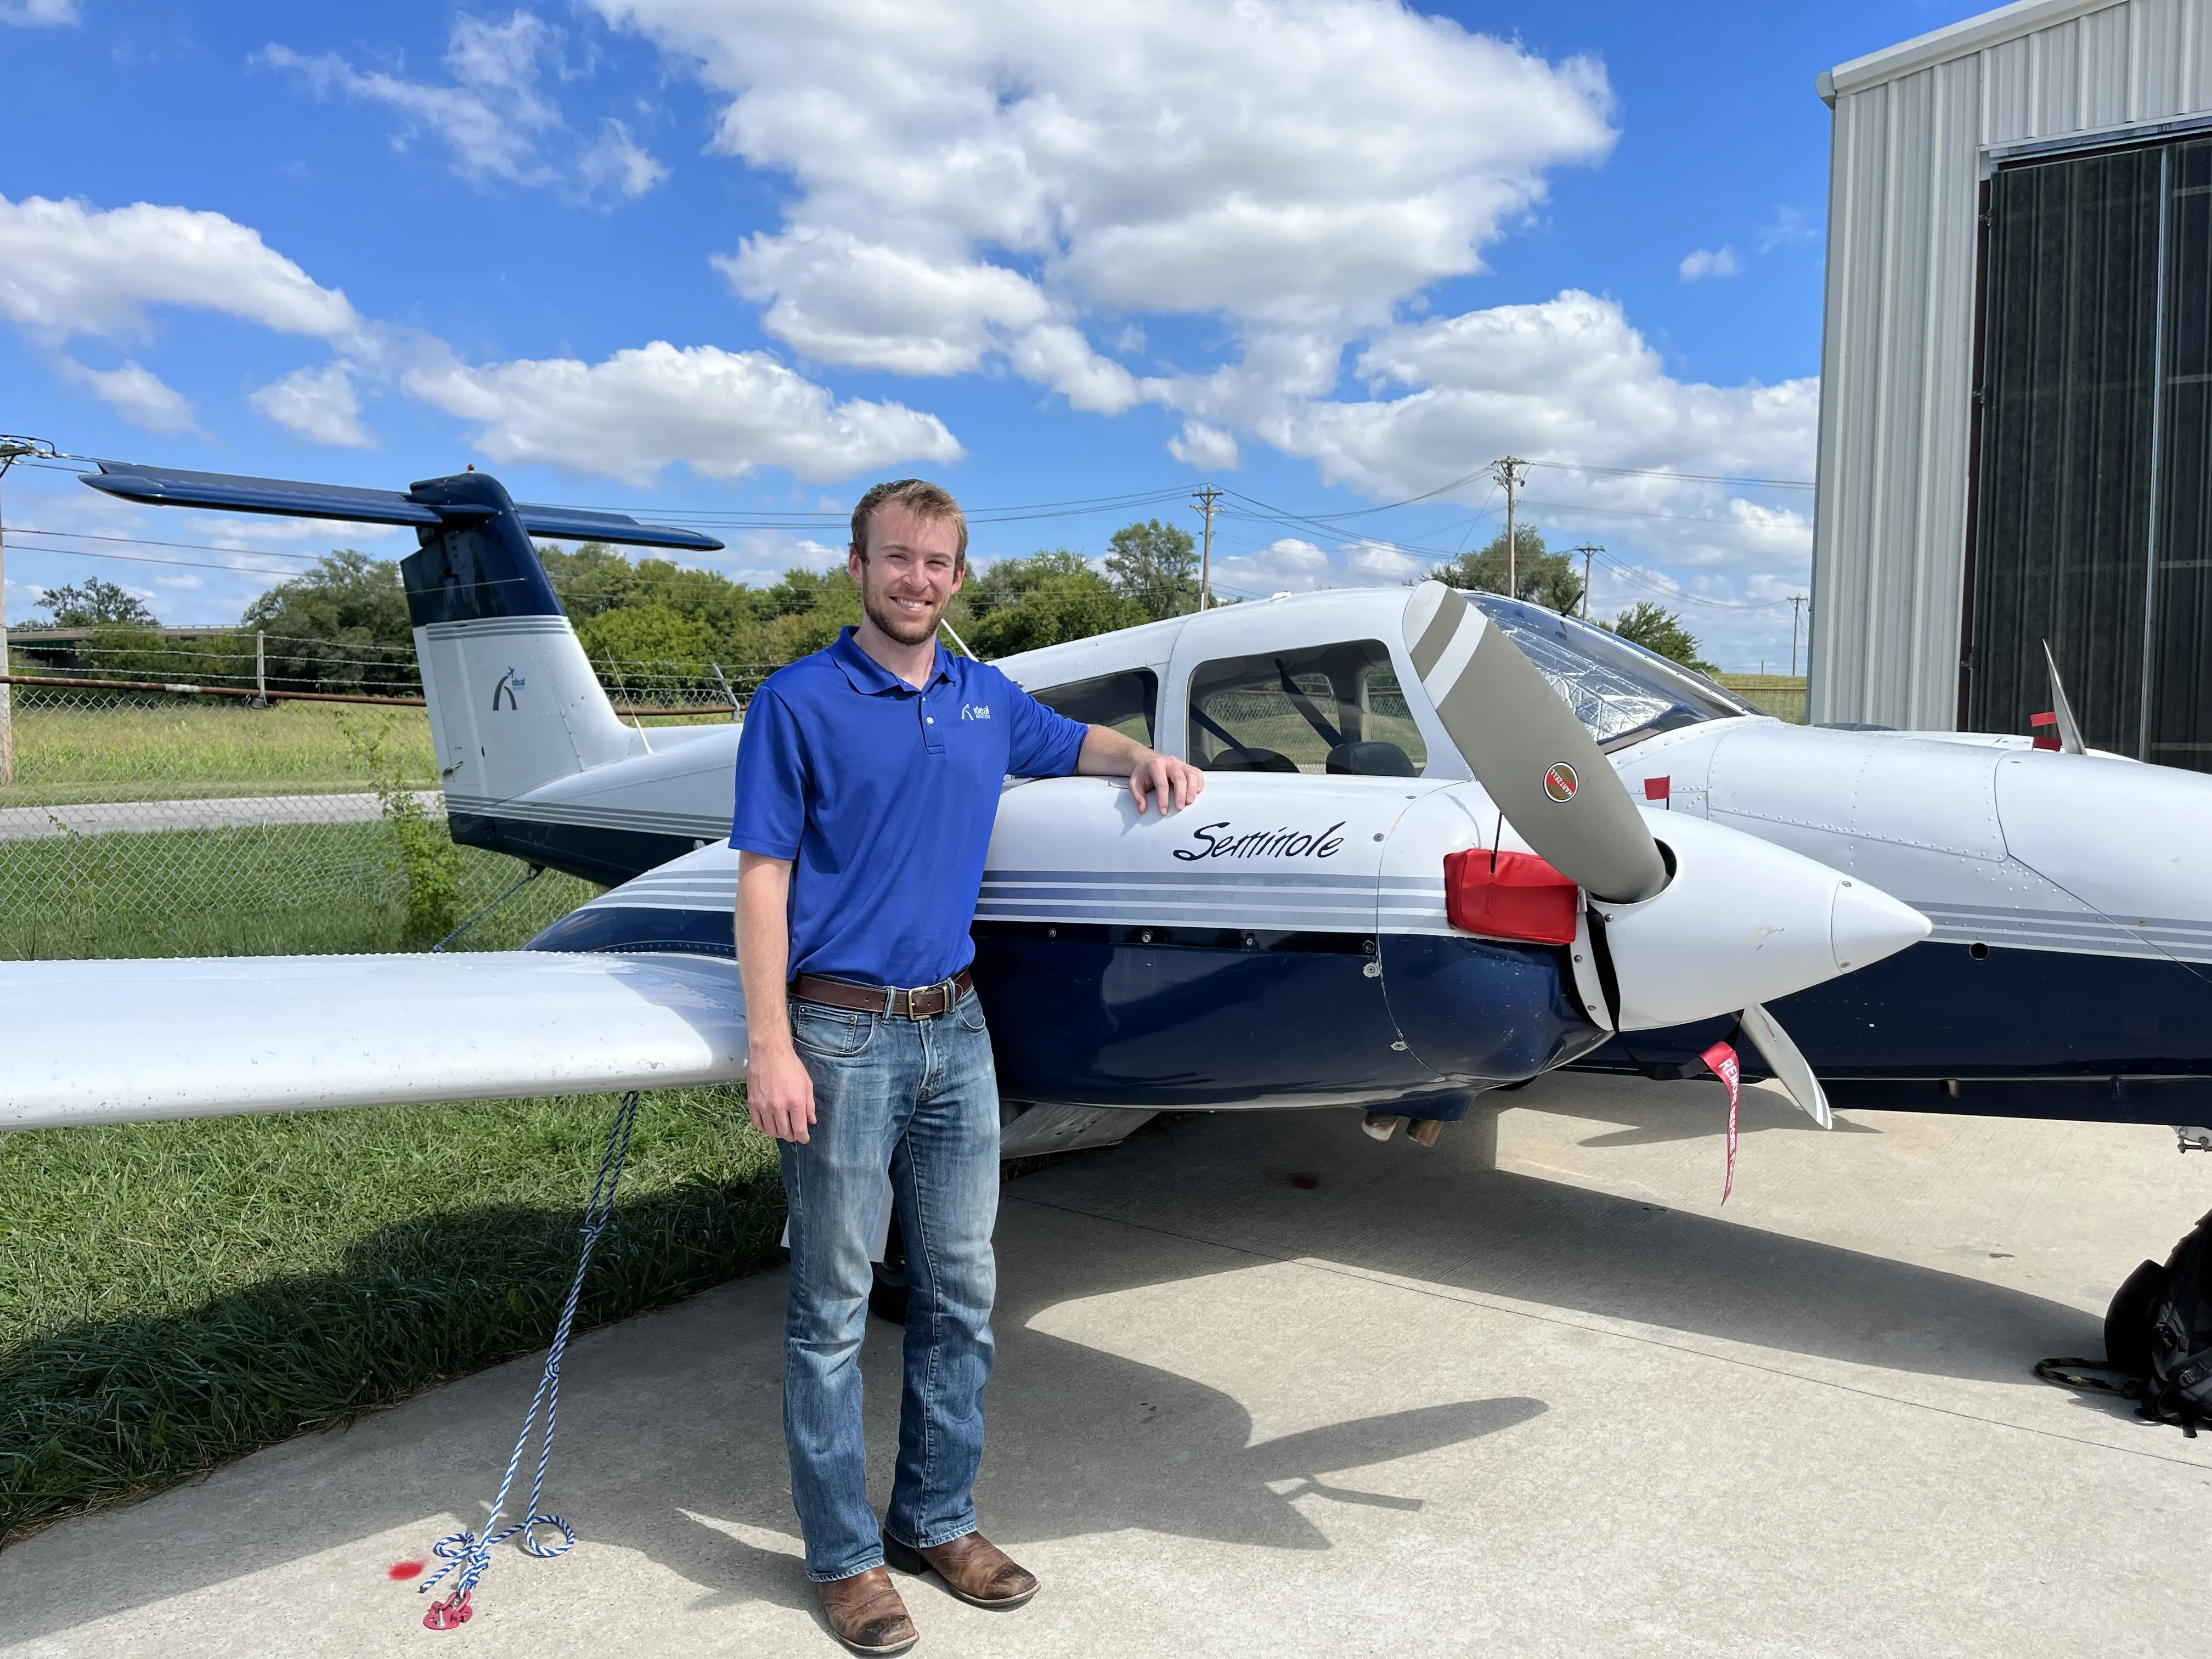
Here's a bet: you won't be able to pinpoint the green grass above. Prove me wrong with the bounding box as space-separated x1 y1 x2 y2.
0 1087 783 1544
0 695 733 810
0 699 439 809
1714 674 1809 724
0 823 598 961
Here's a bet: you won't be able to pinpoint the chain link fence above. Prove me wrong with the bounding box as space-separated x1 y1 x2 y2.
0 669 745 964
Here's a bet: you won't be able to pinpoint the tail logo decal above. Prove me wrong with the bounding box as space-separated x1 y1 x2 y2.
492 668 525 712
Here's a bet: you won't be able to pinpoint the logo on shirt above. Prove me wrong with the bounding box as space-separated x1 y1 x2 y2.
1173 820 1347 862
961 703 991 720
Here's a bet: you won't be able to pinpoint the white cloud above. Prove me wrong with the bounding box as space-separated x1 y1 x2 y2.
55 358 201 434
0 188 920 487
0 194 359 341
578 119 668 200
262 16 560 184
1678 246 1740 281
1212 535 1334 597
715 228 1049 375
1006 323 1148 415
403 340 962 486
600 0 1613 405
1254 288 1817 659
1 0 77 23
1167 420 1239 471
1756 206 1819 253
251 363 374 448
1295 290 1818 506
264 12 666 200
1345 539 1422 579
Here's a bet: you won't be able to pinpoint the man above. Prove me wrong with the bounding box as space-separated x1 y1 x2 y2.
731 478 1204 1656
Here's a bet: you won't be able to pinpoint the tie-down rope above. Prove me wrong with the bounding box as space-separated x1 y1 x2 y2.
419 1087 643 1630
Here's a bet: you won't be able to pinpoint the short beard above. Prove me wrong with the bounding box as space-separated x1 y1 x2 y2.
862 588 945 648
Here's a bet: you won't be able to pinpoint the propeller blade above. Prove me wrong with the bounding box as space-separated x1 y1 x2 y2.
2041 640 2087 754
1403 582 1668 904
1736 1001 1832 1129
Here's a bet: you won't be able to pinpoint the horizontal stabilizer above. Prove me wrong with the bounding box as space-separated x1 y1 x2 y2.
81 461 725 551
2 951 747 1131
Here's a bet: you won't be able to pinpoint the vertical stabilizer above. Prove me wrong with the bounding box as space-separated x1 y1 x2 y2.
75 458 726 878
402 472 633 812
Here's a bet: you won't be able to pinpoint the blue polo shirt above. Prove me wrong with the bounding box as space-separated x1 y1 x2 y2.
730 628 1089 988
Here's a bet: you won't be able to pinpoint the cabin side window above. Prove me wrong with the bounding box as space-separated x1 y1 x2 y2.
1030 667 1159 746
1186 640 1427 775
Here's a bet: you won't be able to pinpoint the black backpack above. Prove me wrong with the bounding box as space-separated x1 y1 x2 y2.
2102 1209 2212 1432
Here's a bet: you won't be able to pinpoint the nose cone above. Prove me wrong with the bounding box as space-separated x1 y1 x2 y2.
1830 879 1931 974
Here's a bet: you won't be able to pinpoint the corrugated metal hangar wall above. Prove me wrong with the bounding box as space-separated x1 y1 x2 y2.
1813 0 2212 769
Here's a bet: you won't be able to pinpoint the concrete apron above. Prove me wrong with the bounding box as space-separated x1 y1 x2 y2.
7 1071 2212 1658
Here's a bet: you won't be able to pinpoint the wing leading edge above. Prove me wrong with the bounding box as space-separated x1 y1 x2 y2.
1 952 748 1132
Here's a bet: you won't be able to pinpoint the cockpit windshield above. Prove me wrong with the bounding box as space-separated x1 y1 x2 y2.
1463 594 1760 750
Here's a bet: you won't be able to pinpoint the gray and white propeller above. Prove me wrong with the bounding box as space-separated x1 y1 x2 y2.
1402 581 1835 1128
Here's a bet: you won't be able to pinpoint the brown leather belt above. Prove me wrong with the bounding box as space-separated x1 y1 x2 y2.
790 969 974 1020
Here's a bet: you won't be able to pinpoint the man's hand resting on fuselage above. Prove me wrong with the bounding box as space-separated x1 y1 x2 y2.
1077 726 1206 814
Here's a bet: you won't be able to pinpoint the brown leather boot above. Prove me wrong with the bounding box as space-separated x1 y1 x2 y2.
881 1530 1039 1609
814 1566 918 1655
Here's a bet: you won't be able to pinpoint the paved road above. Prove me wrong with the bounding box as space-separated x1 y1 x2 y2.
0 792 442 840
5 1074 2209 1657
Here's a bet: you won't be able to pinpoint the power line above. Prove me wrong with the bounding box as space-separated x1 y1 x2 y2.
1518 495 1812 530
1524 460 1816 490
1591 548 1796 611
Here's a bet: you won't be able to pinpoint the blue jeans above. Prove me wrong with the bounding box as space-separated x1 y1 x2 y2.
780 988 1001 1582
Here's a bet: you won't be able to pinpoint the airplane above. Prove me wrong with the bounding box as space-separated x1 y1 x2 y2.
8 460 2208 1253
9 457 1929 1142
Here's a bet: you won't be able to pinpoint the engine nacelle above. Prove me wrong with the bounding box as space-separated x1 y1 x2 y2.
1592 811 1930 1030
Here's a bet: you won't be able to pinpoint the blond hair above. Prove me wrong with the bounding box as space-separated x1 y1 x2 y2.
850 478 968 568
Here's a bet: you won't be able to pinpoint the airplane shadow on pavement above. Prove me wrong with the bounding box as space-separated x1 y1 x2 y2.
0 1092 2106 1641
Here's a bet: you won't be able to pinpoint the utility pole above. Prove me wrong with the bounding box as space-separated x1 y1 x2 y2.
1788 593 1809 677
1568 543 1604 619
1190 484 1223 612
1492 456 1527 599
0 436 58 787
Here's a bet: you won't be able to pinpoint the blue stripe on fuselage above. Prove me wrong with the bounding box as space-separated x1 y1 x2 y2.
448 810 701 889
526 901 1599 1113
1575 939 2212 1121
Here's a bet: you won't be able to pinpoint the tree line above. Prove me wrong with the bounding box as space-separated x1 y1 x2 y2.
18 512 1715 694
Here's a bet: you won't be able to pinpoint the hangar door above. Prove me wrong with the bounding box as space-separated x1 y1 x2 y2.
1968 137 2212 770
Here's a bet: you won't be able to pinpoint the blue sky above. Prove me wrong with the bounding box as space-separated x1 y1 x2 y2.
1 0 1979 669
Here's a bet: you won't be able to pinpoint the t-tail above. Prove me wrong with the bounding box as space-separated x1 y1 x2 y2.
82 461 735 884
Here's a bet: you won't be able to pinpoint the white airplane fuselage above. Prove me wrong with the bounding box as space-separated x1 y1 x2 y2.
453 587 2212 1126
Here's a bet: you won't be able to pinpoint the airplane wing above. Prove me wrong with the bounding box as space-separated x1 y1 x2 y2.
2 951 748 1132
